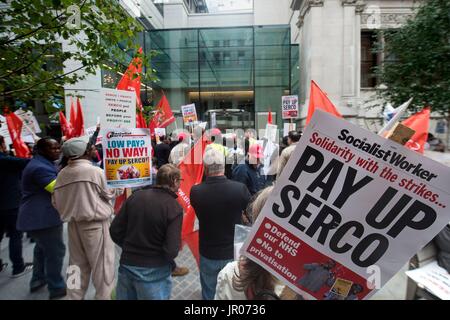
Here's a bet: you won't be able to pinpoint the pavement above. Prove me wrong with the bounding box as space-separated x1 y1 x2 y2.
0 225 407 300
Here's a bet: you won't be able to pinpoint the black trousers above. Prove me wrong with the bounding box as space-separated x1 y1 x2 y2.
0 209 25 273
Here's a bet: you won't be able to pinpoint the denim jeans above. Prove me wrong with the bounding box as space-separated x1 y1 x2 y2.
0 209 25 273
200 255 233 300
116 264 172 300
28 225 66 293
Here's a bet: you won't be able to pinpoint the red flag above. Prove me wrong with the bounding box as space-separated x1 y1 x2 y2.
148 94 175 135
267 108 273 124
402 107 430 154
117 48 146 128
5 111 30 158
59 111 73 138
69 98 77 138
71 98 85 137
306 80 342 125
176 138 206 265
184 231 200 266
114 193 127 215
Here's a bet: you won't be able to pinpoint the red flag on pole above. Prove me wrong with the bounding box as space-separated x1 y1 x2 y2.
114 48 146 213
402 107 430 154
5 110 31 158
73 98 85 137
59 111 73 138
149 94 175 135
69 98 77 138
176 138 206 266
306 80 342 125
116 47 146 128
267 108 273 124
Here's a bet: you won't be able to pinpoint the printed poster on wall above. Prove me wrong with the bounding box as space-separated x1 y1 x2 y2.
181 103 198 124
241 110 450 300
282 95 299 119
101 88 136 128
102 128 152 188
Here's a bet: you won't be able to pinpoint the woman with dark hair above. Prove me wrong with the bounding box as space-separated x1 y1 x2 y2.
214 186 302 300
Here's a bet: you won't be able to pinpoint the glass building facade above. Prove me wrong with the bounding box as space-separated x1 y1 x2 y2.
145 25 299 131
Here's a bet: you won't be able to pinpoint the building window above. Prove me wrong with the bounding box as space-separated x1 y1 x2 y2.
213 52 221 65
223 52 231 65
238 51 245 65
223 40 230 47
361 31 379 88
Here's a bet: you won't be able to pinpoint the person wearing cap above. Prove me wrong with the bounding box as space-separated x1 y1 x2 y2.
232 143 265 195
207 128 229 159
17 137 67 299
52 136 120 300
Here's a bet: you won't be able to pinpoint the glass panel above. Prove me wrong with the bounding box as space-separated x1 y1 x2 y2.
147 29 199 130
255 25 291 129
145 25 292 131
291 45 299 96
198 27 254 126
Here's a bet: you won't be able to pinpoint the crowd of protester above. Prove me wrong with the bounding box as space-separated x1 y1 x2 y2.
1 123 448 301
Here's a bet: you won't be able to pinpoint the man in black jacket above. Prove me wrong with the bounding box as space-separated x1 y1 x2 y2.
110 164 183 300
191 148 251 300
0 135 33 277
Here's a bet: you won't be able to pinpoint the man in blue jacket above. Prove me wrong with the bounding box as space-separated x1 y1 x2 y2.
17 137 66 299
0 135 33 277
231 143 265 195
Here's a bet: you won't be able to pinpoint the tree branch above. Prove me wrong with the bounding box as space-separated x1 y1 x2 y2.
0 0 89 46
0 45 54 79
1 65 87 97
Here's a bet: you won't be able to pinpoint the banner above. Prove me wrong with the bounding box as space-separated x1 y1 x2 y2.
282 95 299 119
241 110 450 300
102 128 152 188
101 88 136 128
181 103 198 124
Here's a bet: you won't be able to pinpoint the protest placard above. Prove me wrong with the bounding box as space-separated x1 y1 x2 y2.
283 123 296 137
241 110 450 300
282 95 299 119
85 126 102 145
211 112 217 128
405 261 450 300
14 109 41 136
181 103 198 124
154 128 166 137
0 115 12 146
102 128 152 188
265 124 278 143
101 88 136 128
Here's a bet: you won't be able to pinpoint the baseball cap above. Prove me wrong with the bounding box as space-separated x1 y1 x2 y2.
211 128 222 136
62 136 90 159
178 132 188 141
248 144 264 159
